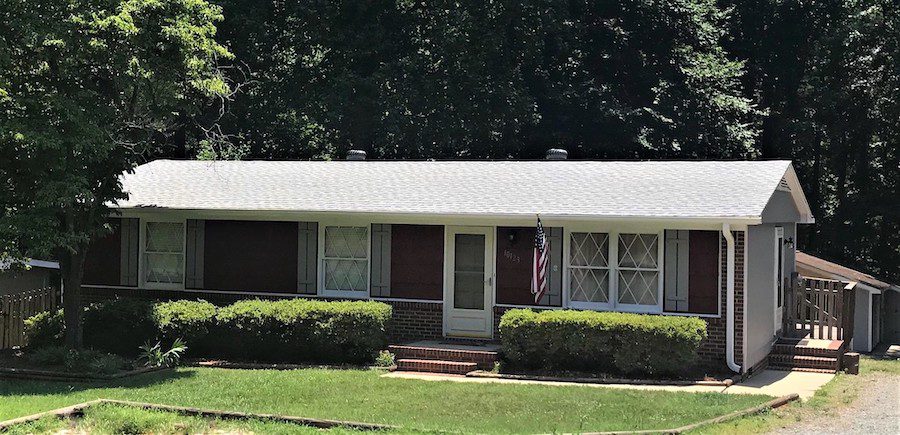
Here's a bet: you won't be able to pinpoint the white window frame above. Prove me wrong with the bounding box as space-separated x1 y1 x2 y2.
138 217 186 290
567 232 613 310
317 221 371 299
564 225 664 314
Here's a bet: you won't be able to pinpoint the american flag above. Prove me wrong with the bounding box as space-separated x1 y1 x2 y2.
531 216 549 303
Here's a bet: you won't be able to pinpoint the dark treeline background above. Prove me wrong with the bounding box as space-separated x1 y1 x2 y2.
161 0 897 281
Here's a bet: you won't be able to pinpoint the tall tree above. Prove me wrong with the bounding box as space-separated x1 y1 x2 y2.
213 0 756 160
0 0 233 347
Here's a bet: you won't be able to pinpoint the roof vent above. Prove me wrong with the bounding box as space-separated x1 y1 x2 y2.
545 148 568 160
347 150 367 161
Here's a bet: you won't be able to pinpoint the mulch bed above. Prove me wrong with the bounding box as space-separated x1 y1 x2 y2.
188 359 390 371
0 349 168 382
481 365 739 386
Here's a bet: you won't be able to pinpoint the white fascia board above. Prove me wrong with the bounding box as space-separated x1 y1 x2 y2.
783 164 815 224
113 207 762 228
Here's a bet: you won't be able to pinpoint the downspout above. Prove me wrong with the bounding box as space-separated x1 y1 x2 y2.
723 224 742 373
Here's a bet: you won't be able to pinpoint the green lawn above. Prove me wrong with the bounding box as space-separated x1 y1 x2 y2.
0 367 769 433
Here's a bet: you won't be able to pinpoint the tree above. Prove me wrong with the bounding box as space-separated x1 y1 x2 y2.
212 0 757 160
0 0 233 347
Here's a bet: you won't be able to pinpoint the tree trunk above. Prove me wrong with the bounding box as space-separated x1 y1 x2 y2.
61 247 87 349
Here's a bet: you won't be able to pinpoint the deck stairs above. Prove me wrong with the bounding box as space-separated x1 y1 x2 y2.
768 338 844 373
389 340 499 375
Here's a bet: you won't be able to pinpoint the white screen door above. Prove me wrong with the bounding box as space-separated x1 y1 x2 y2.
444 226 494 338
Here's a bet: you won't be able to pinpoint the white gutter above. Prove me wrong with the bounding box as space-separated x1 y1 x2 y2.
723 224 741 373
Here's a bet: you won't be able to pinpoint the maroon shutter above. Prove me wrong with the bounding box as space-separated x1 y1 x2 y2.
688 231 720 315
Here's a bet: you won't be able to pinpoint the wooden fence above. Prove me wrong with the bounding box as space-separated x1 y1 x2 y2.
0 287 60 349
783 273 857 342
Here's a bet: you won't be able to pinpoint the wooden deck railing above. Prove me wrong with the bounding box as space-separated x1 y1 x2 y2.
0 287 61 349
782 273 856 342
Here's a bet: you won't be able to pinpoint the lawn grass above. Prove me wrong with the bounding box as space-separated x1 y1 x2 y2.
4 403 372 435
692 356 900 434
0 367 769 433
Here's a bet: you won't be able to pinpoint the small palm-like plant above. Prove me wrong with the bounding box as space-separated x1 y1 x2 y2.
138 338 188 368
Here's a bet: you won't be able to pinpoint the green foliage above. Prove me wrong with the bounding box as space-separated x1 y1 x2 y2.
24 310 64 349
83 299 157 356
138 338 188 368
374 350 395 368
27 345 126 375
499 309 707 376
152 300 217 352
215 299 392 364
25 298 392 364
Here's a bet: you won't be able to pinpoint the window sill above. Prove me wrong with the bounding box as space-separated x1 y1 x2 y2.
320 290 369 299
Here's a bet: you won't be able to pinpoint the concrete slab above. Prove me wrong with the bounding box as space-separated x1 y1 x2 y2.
381 371 727 394
725 369 834 400
400 340 500 352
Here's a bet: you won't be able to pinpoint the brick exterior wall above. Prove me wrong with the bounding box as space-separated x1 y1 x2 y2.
696 231 744 370
384 300 443 341
83 230 747 371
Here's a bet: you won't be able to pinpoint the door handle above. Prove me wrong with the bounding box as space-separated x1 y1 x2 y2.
485 276 492 286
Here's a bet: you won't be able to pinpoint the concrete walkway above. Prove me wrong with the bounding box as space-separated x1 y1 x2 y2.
382 369 834 400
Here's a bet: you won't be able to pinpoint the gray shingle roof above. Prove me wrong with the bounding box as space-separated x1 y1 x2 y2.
117 159 798 221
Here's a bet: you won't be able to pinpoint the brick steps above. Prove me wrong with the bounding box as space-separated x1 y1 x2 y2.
388 343 499 375
395 359 478 375
769 354 839 371
768 339 844 373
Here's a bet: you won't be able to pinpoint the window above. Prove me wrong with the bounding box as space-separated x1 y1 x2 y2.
322 225 369 295
566 231 662 311
569 232 610 305
143 221 184 287
617 234 660 306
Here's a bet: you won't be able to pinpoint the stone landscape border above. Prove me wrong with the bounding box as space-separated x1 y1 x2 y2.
0 399 397 432
467 370 736 387
0 394 798 434
0 365 170 382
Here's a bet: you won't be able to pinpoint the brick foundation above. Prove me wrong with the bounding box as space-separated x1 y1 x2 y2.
384 300 443 341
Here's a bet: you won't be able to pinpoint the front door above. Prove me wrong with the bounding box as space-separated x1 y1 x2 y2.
444 226 494 338
774 227 785 332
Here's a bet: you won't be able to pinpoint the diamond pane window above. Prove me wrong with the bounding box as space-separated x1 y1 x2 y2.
144 222 184 285
323 226 368 293
569 232 610 303
617 233 660 306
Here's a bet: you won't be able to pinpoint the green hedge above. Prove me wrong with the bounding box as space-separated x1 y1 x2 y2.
25 298 391 364
498 309 707 376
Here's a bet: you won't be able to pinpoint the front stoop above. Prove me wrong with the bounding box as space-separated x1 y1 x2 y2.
395 359 478 375
768 338 843 373
389 343 499 375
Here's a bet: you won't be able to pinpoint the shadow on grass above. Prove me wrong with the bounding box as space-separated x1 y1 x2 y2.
0 368 196 399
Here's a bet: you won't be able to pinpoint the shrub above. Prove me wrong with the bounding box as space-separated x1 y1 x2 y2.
152 300 216 352
82 299 156 355
374 350 395 367
27 345 126 374
499 309 707 377
215 299 392 364
24 297 392 365
24 309 64 348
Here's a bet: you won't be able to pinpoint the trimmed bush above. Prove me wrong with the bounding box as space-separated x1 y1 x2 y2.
215 299 392 364
499 309 707 376
153 300 217 353
24 298 392 364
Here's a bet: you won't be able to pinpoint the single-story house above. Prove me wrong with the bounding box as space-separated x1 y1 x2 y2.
80 151 817 374
797 251 900 353
0 259 60 296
